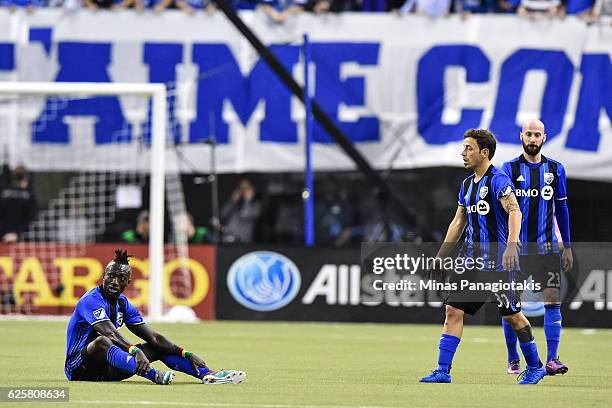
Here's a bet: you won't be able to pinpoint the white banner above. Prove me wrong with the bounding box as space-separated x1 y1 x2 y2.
0 10 611 180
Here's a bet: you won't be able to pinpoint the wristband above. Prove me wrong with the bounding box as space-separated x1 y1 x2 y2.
128 345 140 356
179 348 192 358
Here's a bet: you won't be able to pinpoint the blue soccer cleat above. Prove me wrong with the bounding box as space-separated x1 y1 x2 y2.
419 369 451 383
517 366 547 384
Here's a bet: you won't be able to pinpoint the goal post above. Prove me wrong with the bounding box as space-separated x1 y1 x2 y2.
0 81 168 322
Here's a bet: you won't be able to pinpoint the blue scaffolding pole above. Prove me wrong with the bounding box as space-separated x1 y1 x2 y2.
303 33 314 247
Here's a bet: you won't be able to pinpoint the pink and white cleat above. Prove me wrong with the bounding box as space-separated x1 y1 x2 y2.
507 360 521 375
545 358 569 376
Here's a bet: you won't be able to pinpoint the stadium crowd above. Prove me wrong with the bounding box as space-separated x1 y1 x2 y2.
1 0 611 21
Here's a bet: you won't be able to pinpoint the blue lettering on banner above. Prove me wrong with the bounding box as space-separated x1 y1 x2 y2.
0 43 14 70
311 43 380 143
29 28 53 56
144 43 183 144
33 42 132 145
566 54 612 152
11 39 607 154
417 45 490 144
490 49 573 143
190 43 299 144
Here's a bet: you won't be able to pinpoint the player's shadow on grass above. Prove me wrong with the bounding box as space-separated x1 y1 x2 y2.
100 380 205 386
42 380 75 385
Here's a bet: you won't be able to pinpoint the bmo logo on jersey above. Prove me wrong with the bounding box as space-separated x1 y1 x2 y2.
516 188 539 198
541 186 554 201
466 200 490 215
516 187 554 200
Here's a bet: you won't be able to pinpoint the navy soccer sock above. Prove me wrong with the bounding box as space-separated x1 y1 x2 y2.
544 304 562 362
502 318 520 363
437 334 460 373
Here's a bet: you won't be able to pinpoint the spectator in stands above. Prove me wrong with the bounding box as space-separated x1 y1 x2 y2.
172 212 212 243
0 166 37 244
257 0 306 23
47 0 84 11
560 0 594 17
86 0 151 10
315 187 354 245
0 0 43 12
455 0 495 15
517 0 561 18
592 0 612 20
495 0 520 13
311 0 361 12
232 0 260 10
358 0 389 11
128 0 174 12
112 0 148 11
394 0 452 17
272 197 302 245
121 210 150 244
177 0 216 14
220 179 262 243
82 0 117 9
310 0 331 12
55 200 94 243
335 190 414 245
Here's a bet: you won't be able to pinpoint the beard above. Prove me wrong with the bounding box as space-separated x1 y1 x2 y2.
523 141 542 156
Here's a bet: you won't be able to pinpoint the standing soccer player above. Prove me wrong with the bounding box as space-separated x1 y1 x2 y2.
419 129 547 385
65 249 247 385
500 119 573 376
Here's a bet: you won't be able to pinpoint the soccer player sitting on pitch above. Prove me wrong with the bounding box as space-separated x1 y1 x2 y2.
64 249 246 385
420 129 547 385
500 119 573 376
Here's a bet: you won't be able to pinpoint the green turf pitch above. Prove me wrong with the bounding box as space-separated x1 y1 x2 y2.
0 320 610 408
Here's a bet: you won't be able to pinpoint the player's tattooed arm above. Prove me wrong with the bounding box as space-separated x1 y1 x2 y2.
500 192 520 214
500 191 522 247
499 191 522 270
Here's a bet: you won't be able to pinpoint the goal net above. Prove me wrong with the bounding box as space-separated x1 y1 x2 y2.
0 82 193 322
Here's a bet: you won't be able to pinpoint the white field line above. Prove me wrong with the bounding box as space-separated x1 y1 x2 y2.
0 314 69 321
71 400 404 408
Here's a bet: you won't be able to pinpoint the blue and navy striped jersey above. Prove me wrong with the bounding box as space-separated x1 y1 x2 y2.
64 286 145 380
458 164 515 270
501 155 567 255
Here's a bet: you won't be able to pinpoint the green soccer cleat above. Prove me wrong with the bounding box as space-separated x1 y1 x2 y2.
202 369 247 385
